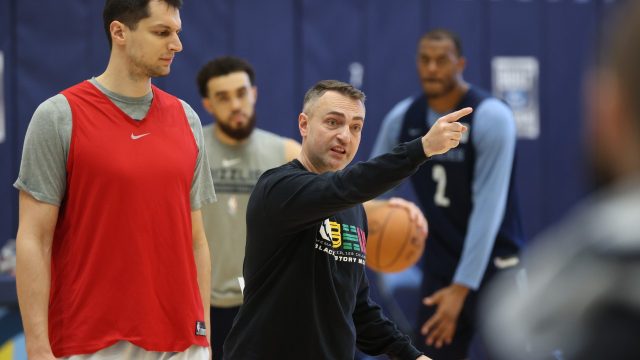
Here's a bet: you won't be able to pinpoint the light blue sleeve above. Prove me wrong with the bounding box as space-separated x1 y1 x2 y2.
369 97 413 158
453 98 517 289
368 97 414 199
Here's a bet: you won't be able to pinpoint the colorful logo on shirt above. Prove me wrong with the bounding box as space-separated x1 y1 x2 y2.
316 218 367 264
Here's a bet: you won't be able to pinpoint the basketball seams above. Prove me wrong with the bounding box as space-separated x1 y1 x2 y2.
366 202 427 273
375 207 395 269
383 208 414 270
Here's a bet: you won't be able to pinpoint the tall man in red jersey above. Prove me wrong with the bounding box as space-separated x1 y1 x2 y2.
14 1 216 359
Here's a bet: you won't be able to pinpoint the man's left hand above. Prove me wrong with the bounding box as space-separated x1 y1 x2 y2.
388 197 428 238
420 283 470 348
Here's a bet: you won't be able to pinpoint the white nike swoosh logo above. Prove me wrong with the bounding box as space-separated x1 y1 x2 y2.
131 132 151 140
221 158 241 167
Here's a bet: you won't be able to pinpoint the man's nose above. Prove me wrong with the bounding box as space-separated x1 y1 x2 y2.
426 60 438 72
336 126 351 143
230 96 241 110
169 34 182 53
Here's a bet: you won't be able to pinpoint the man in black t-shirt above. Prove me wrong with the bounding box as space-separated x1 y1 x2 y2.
223 80 470 360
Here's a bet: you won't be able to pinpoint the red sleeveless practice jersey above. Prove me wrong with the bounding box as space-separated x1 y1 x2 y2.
49 81 207 356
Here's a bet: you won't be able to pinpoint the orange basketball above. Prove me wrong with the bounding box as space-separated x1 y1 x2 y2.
365 202 427 273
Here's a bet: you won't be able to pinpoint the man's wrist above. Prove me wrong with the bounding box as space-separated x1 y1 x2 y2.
451 283 471 297
421 136 433 158
27 344 54 359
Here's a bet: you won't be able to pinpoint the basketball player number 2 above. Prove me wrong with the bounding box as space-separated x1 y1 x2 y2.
432 165 450 207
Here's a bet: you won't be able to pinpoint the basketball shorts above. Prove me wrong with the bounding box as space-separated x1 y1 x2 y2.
61 341 209 360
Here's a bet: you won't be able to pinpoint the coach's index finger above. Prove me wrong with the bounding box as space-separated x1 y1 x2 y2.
442 107 473 123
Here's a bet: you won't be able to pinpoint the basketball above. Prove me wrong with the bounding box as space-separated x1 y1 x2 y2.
365 202 427 273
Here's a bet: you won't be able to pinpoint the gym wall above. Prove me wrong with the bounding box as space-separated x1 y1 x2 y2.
0 1 619 357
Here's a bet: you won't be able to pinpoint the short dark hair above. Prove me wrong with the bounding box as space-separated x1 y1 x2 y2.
302 80 366 114
103 0 183 49
420 28 463 57
196 56 256 98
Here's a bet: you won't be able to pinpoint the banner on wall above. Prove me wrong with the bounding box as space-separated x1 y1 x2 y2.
492 56 540 140
0 51 4 144
348 62 364 89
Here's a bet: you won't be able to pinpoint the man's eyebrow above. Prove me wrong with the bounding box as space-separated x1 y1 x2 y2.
324 111 346 118
150 24 182 32
213 86 246 97
324 111 364 121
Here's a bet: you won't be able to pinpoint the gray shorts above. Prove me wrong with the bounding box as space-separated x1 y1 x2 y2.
61 341 209 360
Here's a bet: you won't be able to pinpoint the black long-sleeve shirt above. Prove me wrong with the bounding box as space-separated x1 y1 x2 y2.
223 138 428 360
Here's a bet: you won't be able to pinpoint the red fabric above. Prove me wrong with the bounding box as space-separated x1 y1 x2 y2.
49 81 207 356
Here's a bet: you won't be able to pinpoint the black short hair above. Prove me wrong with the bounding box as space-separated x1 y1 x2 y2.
420 28 463 57
302 80 366 115
103 0 183 49
196 56 256 98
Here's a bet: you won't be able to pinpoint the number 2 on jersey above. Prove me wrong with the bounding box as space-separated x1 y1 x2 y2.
432 164 450 207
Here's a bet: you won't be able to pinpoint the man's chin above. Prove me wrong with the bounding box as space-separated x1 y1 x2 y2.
219 125 254 141
332 157 352 171
218 114 256 141
149 68 171 78
231 132 253 141
423 87 445 98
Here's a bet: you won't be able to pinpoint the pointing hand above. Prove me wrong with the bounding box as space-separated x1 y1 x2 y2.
421 107 472 157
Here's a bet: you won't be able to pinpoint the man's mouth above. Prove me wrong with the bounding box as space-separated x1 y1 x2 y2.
331 146 346 155
230 113 247 123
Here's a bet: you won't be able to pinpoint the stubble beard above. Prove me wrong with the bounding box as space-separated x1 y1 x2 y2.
128 55 170 80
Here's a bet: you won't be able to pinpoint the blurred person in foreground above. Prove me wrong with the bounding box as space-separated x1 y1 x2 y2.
482 2 640 359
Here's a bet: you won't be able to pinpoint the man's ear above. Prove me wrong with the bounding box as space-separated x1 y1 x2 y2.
298 112 309 138
456 56 466 75
202 97 214 115
110 21 127 46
